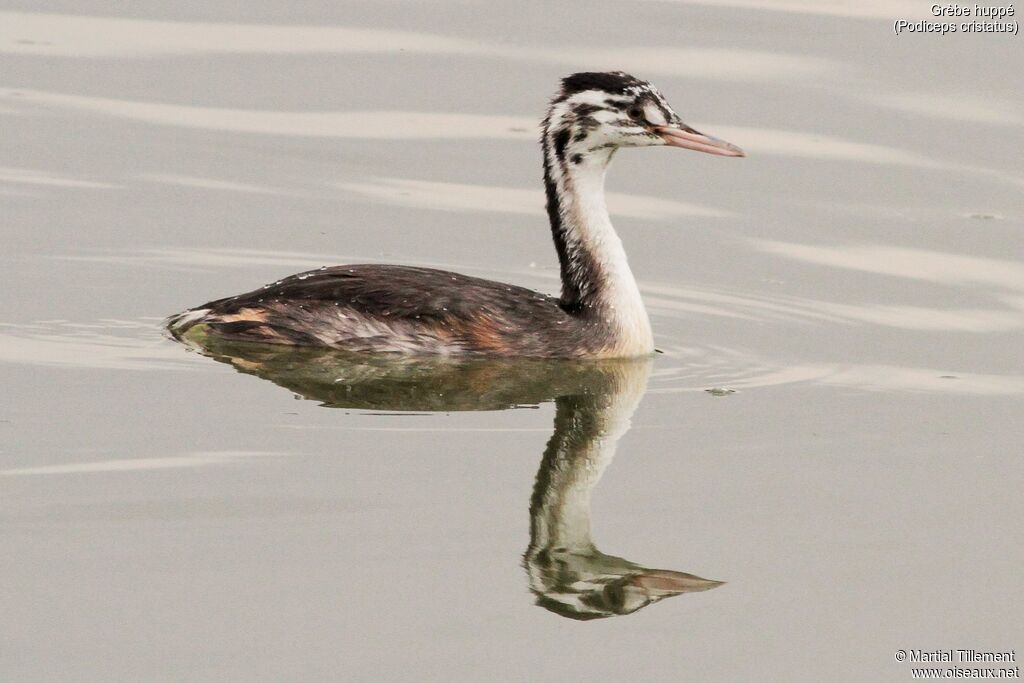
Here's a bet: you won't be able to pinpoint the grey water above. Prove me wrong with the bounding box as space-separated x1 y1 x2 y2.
1 2 1022 681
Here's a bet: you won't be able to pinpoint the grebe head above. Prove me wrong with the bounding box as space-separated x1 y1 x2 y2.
544 71 745 161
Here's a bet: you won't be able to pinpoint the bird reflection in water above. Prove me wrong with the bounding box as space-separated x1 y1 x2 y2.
177 333 724 619
525 362 723 620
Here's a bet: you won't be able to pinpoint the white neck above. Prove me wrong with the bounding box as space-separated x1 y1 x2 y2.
545 145 654 357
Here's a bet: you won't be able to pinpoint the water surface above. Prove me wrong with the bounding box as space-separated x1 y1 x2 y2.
1 2 1022 681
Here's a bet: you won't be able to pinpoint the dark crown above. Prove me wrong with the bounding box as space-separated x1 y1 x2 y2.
559 71 645 97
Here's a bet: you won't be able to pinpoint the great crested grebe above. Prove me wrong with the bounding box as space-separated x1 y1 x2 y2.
168 71 744 358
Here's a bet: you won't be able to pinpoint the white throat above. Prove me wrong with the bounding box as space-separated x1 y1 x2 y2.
550 149 654 357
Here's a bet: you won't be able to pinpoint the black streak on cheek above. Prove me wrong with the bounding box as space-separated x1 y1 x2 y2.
553 128 570 162
572 104 602 117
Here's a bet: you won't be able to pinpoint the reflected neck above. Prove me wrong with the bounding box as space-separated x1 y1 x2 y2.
542 133 653 355
527 366 648 553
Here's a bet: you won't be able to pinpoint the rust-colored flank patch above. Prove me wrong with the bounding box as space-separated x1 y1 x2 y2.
465 314 510 353
219 307 269 323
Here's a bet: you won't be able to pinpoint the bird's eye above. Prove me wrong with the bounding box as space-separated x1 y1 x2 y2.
627 107 644 121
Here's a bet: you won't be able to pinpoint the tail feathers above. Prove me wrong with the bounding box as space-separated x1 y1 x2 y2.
165 308 211 340
165 308 315 347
